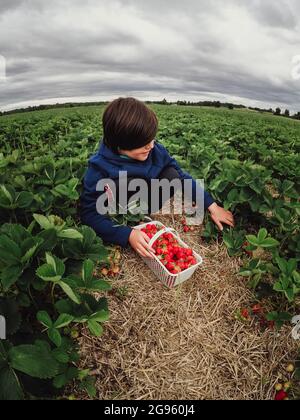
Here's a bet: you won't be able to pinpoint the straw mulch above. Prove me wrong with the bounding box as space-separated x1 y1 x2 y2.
77 212 298 400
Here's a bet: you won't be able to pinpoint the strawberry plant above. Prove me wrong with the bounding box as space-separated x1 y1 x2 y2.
273 257 300 302
0 216 109 400
1 103 300 400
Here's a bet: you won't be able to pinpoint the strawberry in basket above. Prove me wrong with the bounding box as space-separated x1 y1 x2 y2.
141 224 197 275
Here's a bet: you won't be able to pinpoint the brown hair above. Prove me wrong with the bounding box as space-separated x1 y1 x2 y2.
102 97 158 153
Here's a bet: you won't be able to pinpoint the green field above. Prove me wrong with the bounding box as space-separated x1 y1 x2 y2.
0 105 299 399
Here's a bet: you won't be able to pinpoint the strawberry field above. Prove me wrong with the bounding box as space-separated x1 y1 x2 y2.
0 105 299 400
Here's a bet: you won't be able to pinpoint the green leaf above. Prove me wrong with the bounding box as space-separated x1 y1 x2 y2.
55 299 74 315
53 373 68 389
89 310 110 323
0 185 13 203
276 256 287 273
82 259 94 285
45 253 65 276
273 281 284 292
48 328 62 347
59 281 81 304
287 259 297 274
36 264 62 283
21 239 42 264
37 311 53 328
87 320 103 337
9 344 59 379
1 265 23 290
260 238 280 248
36 229 58 253
88 278 112 292
52 349 69 364
58 229 83 240
293 271 300 285
53 314 74 329
257 228 268 242
222 234 234 249
80 376 97 398
16 191 34 208
248 273 261 289
246 235 260 247
0 364 24 400
285 288 295 302
238 269 252 277
33 214 52 230
0 236 22 263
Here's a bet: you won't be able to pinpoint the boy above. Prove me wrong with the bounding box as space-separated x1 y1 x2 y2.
80 98 234 258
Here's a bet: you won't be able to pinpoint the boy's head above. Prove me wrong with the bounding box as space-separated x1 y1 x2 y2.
102 97 158 161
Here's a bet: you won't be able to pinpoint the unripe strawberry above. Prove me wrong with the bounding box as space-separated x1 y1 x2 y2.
71 329 79 339
112 265 120 274
286 364 295 373
101 268 109 276
275 383 283 392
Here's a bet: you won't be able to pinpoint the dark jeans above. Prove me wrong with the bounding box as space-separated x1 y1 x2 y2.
114 166 183 214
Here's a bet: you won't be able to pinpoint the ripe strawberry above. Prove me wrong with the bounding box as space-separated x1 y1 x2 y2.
252 304 262 315
241 309 250 319
166 262 175 271
173 265 182 274
183 226 190 233
274 390 288 401
178 261 186 270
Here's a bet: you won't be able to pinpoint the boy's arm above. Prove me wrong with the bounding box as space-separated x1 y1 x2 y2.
161 146 215 210
80 176 132 248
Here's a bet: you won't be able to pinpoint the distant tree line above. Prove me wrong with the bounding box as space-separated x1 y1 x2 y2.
0 101 108 116
154 99 300 120
1 99 300 120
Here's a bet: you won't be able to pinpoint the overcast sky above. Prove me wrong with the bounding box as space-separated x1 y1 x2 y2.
0 0 300 111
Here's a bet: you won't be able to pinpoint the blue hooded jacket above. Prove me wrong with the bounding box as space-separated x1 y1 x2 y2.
80 141 215 247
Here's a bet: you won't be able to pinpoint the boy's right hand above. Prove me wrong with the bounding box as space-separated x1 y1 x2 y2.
129 229 155 259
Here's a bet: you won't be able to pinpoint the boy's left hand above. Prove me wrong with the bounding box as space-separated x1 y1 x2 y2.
208 202 235 231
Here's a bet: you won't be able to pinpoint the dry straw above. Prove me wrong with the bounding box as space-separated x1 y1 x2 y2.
77 210 298 400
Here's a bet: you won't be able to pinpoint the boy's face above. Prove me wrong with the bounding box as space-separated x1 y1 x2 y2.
119 140 155 161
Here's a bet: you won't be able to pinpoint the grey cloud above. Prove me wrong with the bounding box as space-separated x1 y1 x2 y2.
245 0 298 29
0 0 300 111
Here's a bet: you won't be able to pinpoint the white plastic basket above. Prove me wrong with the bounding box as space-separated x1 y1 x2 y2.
133 220 203 288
